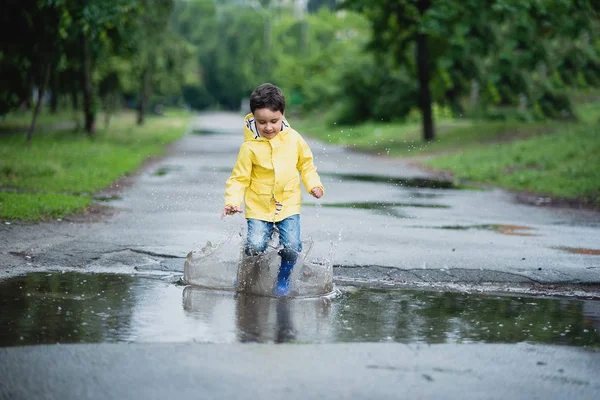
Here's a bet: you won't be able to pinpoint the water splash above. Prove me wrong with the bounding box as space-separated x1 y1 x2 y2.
183 224 338 298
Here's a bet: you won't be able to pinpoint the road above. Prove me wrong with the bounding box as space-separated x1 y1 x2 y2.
1 112 600 400
1 111 599 294
1 342 599 400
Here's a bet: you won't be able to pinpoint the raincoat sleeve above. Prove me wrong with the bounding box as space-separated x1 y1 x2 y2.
224 145 252 207
297 136 324 195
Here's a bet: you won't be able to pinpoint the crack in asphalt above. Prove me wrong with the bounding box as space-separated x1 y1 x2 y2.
94 247 185 260
126 248 185 259
333 264 541 284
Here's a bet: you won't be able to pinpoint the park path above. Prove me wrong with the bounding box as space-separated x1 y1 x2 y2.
2 112 600 400
1 111 599 293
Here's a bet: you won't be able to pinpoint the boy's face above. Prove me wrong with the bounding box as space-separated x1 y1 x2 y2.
253 108 283 140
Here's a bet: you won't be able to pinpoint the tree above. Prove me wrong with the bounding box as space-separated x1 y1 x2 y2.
341 0 600 139
130 0 175 125
307 0 336 13
171 0 217 109
340 0 439 140
60 0 139 135
0 0 64 145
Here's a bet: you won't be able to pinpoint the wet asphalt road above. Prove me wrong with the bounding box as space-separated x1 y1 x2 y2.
1 342 599 400
1 112 600 399
1 111 598 291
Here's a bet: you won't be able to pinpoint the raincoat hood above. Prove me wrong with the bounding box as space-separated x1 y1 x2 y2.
243 113 291 142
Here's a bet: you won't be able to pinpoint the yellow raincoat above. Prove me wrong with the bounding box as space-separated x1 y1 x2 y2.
224 113 324 222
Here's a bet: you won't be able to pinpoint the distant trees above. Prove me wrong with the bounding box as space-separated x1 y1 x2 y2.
5 0 599 143
1 0 191 141
170 0 600 141
341 0 600 140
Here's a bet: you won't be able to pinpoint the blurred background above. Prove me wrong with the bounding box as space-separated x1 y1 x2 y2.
1 0 599 221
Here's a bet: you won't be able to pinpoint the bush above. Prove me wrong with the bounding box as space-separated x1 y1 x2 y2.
182 85 214 111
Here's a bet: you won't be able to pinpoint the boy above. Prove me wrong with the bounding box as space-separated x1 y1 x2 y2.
222 83 324 297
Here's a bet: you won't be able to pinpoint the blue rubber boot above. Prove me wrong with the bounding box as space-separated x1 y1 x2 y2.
273 261 294 297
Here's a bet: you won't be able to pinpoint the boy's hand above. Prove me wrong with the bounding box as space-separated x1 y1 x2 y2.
221 205 243 218
310 187 323 199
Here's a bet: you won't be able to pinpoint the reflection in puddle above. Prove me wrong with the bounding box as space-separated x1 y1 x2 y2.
304 201 448 218
409 192 443 199
92 195 123 202
306 202 448 210
191 129 221 135
320 172 461 189
183 287 331 344
207 167 234 173
416 224 539 237
1 272 599 348
554 247 600 256
152 165 183 177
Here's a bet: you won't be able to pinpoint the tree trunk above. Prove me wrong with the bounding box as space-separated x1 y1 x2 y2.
27 65 50 148
137 68 150 125
49 71 58 114
416 0 434 141
70 84 79 110
470 80 479 109
80 34 95 136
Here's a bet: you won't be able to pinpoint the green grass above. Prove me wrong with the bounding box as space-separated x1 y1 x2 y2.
294 117 556 156
0 109 78 133
0 192 91 220
575 101 600 125
0 109 192 221
425 124 600 204
295 100 600 205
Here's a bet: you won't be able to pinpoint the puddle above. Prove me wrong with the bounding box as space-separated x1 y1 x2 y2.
409 192 443 199
152 165 183 177
191 129 221 135
307 202 448 210
554 247 600 256
207 167 234 173
320 172 463 189
1 272 599 347
92 195 123 202
416 224 539 237
304 201 448 218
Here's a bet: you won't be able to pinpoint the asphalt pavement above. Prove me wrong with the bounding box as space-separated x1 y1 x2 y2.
1 112 600 400
1 111 599 293
1 342 599 400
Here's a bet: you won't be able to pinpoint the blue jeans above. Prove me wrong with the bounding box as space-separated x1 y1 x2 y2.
245 215 302 264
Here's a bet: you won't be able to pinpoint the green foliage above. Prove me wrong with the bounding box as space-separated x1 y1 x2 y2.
172 0 259 110
307 0 336 13
0 0 190 135
167 0 600 123
339 0 600 127
0 0 63 114
0 110 191 220
296 99 600 202
271 9 375 117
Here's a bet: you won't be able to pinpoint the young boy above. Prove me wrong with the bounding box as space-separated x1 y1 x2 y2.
222 83 324 297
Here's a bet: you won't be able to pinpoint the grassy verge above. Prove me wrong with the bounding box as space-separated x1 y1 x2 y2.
0 192 91 221
425 124 600 205
294 100 600 205
295 117 557 157
0 109 192 221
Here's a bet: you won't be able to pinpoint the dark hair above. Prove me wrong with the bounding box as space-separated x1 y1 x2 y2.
250 83 285 114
